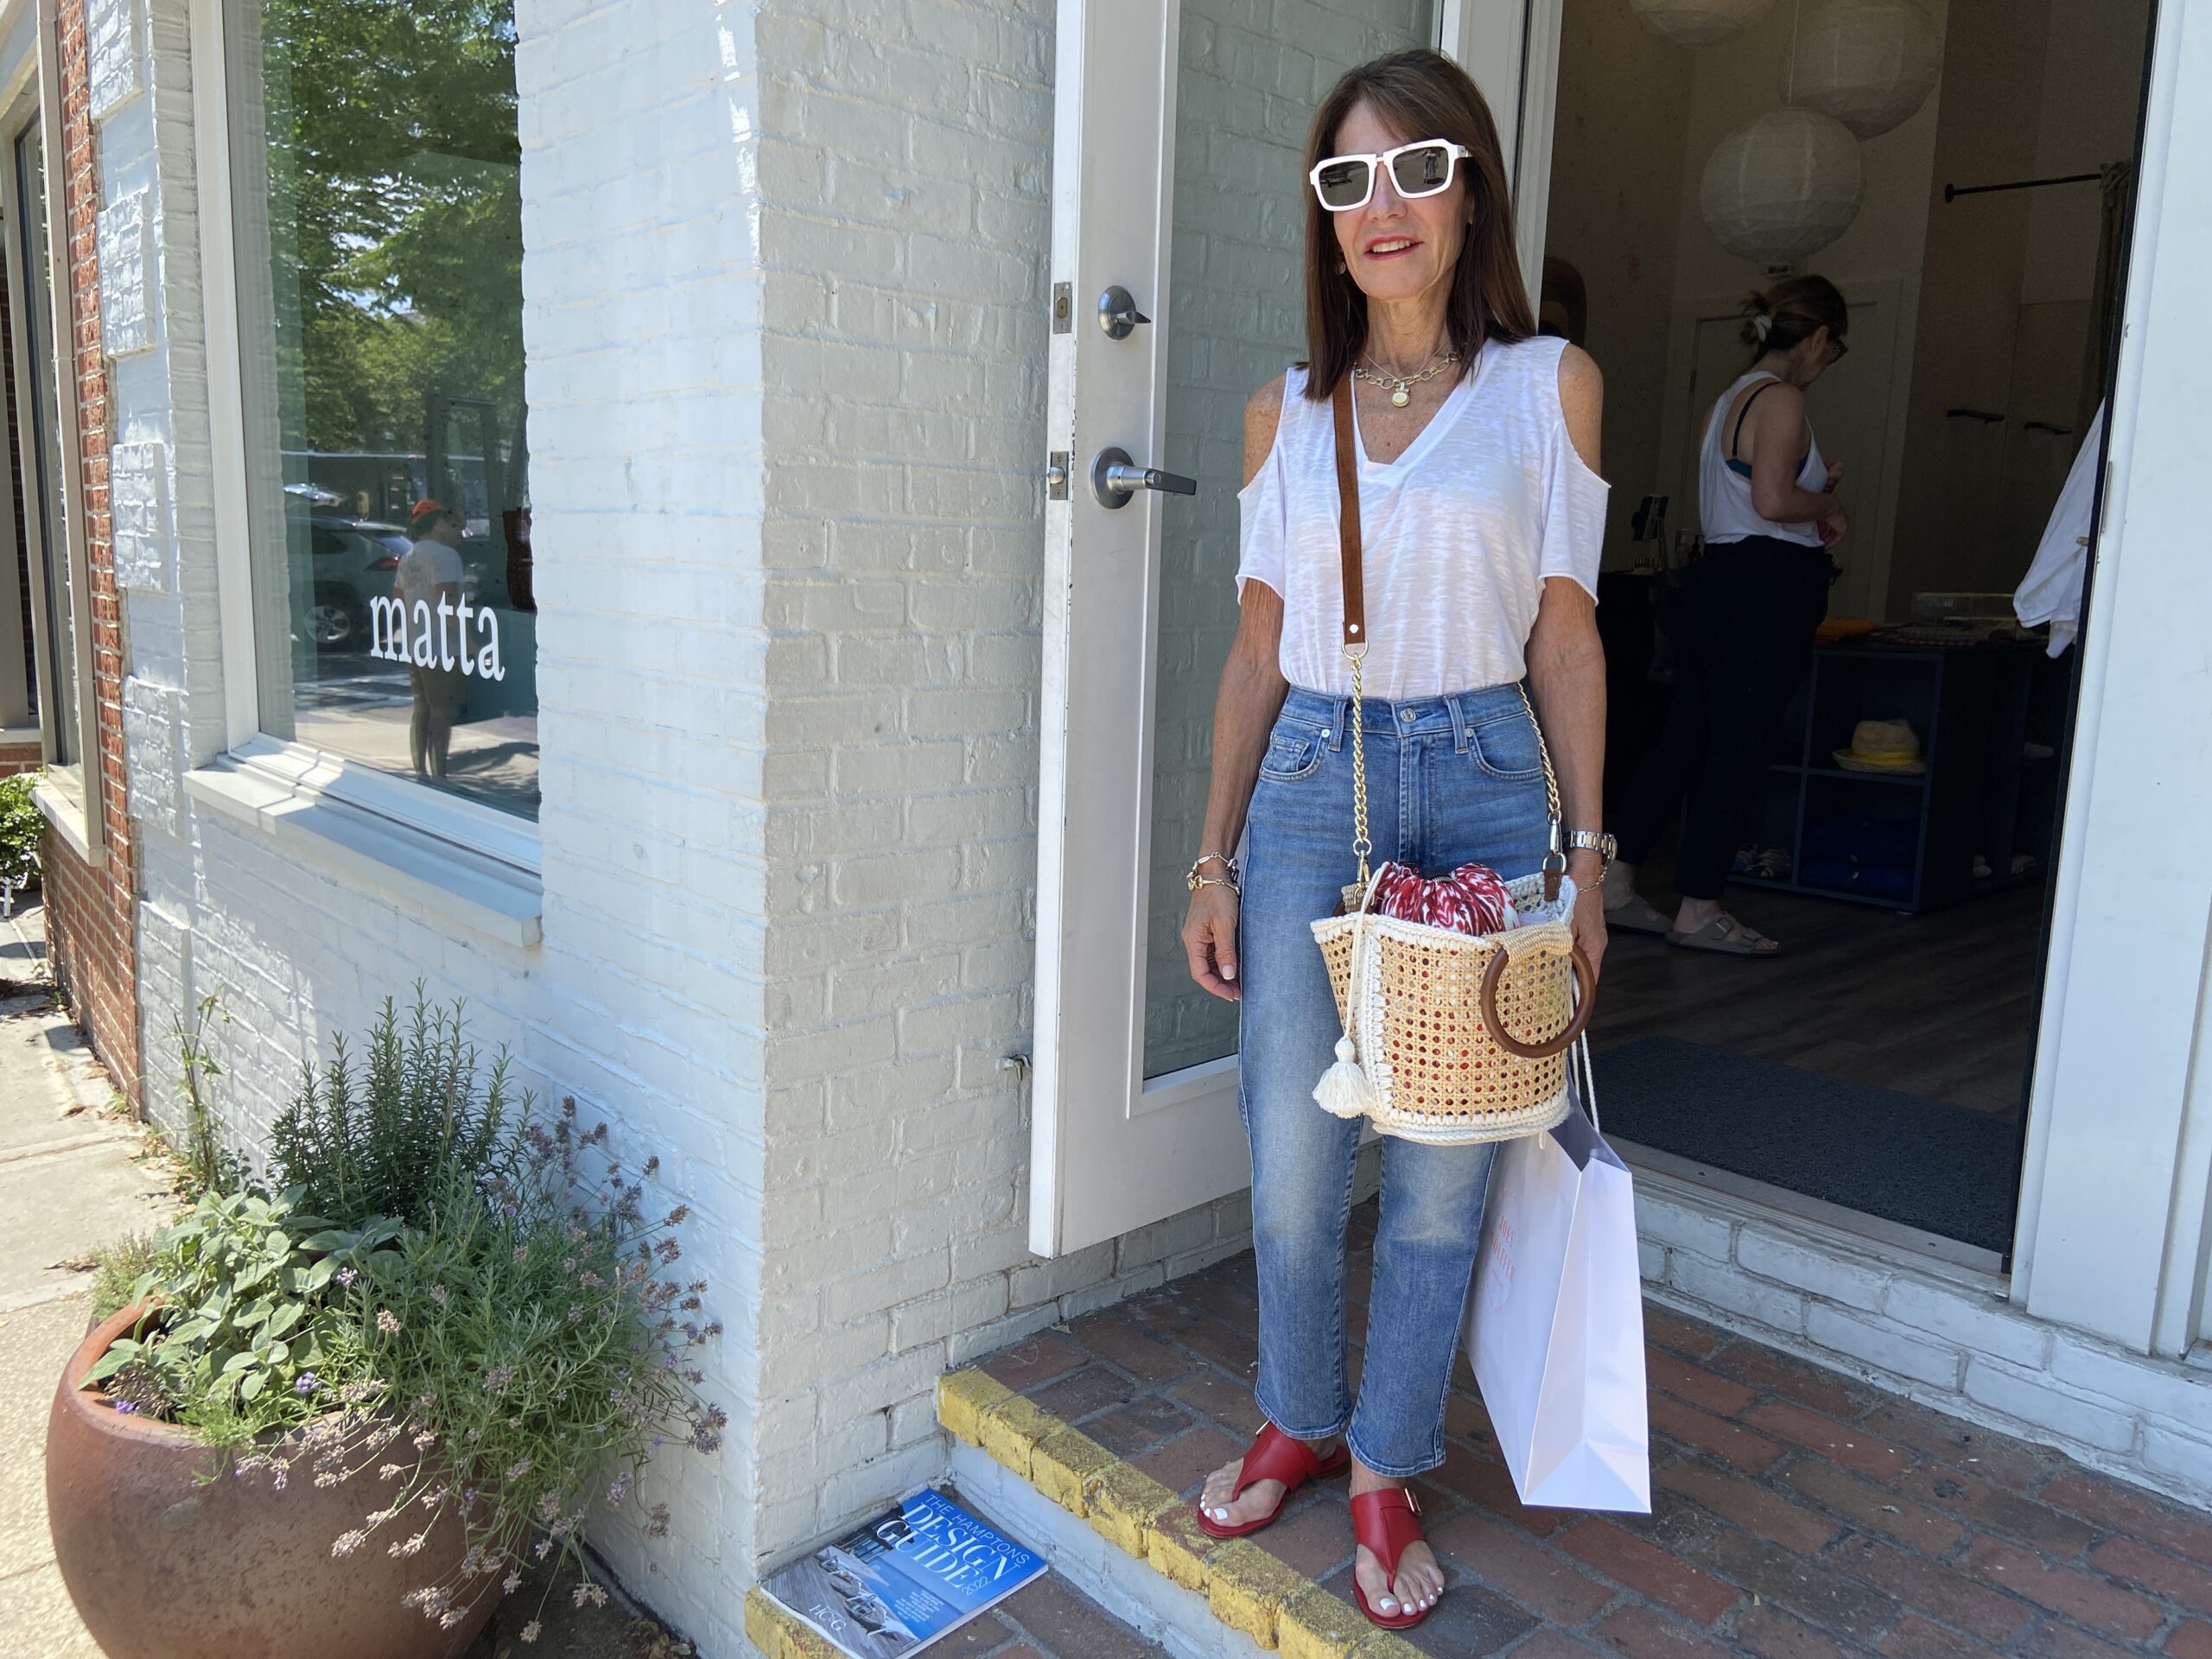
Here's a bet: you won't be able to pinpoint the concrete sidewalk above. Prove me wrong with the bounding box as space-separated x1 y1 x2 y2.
0 897 176 1656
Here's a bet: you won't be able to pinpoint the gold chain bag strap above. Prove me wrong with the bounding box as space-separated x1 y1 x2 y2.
1307 373 1594 1143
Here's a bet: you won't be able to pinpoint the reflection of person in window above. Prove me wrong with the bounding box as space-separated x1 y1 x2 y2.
397 499 467 779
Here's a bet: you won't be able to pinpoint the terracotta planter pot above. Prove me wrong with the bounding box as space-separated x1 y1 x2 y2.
46 1303 502 1659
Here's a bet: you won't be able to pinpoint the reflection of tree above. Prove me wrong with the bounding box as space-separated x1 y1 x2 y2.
262 0 522 460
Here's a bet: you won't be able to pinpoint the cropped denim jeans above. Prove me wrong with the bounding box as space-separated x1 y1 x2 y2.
1236 683 1554 1478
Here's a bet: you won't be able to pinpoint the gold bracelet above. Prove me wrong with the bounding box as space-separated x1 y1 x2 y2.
1189 874 1241 898
1186 852 1240 892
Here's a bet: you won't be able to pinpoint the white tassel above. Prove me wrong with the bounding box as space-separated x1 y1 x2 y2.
1313 1033 1379 1118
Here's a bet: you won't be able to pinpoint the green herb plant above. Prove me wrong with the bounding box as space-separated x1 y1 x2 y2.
92 995 724 1647
0 770 39 898
175 991 245 1197
271 994 516 1229
88 1232 156 1323
82 1188 400 1452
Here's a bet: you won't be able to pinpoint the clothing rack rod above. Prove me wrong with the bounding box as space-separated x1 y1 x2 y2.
1942 171 2101 203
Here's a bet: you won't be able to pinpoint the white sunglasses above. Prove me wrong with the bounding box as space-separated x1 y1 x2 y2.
1308 139 1472 213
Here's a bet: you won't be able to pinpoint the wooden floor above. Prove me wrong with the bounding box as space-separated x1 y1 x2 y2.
1590 860 2044 1119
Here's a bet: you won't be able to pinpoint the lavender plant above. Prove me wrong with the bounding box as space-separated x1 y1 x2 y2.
266 1099 725 1641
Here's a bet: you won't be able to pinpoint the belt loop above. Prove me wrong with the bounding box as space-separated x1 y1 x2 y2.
1329 694 1351 751
1446 693 1471 754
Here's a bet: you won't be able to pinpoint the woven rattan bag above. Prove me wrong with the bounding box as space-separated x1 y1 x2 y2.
1306 375 1594 1145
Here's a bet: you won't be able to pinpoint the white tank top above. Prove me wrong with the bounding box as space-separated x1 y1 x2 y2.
1235 334 1607 700
1699 371 1827 548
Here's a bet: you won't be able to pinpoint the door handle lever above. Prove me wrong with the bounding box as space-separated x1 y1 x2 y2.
1097 285 1151 340
1090 446 1197 508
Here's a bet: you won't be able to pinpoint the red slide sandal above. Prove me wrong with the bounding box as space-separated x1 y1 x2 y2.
1195 1422 1351 1540
1349 1487 1436 1629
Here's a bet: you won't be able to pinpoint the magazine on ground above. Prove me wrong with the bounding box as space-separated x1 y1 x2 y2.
759 1487 1048 1657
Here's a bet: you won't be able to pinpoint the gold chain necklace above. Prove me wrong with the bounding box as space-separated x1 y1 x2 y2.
1354 346 1459 408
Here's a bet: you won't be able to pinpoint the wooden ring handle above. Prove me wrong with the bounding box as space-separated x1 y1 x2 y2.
1478 943 1596 1060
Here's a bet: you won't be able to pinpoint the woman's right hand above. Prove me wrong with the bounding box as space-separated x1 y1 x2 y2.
1183 887 1243 1001
1819 502 1850 546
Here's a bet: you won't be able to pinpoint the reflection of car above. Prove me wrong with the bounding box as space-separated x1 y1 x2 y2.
306 517 410 650
304 517 508 651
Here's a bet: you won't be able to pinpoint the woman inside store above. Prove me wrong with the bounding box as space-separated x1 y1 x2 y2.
1604 276 1851 955
1177 48 1609 1630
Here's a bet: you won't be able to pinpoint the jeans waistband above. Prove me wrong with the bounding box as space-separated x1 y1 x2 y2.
1279 682 1529 752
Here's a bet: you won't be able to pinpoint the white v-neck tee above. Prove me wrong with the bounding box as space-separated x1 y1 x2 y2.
1236 334 1606 701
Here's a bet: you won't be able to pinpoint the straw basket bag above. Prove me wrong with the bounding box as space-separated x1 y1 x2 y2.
1306 374 1594 1145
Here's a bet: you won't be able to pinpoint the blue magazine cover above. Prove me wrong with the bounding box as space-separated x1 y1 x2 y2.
760 1487 1048 1657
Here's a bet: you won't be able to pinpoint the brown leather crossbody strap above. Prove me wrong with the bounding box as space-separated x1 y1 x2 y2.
1331 372 1364 649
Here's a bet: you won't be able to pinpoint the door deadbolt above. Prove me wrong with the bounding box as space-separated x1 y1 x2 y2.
1090 447 1197 508
1096 285 1151 340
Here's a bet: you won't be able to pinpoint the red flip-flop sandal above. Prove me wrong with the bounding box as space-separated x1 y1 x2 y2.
1195 1422 1351 1539
1350 1487 1436 1629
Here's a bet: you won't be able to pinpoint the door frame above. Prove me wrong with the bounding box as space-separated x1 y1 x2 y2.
1030 0 1564 1258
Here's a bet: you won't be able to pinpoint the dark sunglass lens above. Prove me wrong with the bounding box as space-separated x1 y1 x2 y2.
1318 158 1370 208
1392 143 1452 195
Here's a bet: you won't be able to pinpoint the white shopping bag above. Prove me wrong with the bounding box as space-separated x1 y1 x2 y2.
1465 1041 1651 1511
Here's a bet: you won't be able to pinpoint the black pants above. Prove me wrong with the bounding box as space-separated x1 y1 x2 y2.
1616 538 1834 900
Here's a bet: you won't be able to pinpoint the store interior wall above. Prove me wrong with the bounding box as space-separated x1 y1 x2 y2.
1886 0 2150 607
1549 0 2149 622
1548 0 1948 622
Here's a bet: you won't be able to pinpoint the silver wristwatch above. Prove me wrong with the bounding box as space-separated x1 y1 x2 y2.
1566 830 1617 882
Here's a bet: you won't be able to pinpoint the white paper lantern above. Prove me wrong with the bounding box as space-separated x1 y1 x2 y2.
1786 0 1943 137
1630 0 1775 48
1700 109 1865 263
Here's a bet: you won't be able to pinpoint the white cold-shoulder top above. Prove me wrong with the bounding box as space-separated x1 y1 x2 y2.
1236 334 1607 701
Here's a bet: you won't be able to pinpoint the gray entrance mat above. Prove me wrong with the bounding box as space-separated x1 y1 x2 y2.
1589 1037 2022 1255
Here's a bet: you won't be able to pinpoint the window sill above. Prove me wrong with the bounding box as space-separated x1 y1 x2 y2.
33 779 104 868
184 757 543 949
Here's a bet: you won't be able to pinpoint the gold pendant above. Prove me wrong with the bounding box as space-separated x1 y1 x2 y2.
1390 383 1410 408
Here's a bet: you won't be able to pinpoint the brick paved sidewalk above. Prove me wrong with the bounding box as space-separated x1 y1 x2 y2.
969 1205 2212 1659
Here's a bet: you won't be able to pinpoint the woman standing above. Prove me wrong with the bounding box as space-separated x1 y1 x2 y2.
1605 277 1850 955
1178 49 1609 1630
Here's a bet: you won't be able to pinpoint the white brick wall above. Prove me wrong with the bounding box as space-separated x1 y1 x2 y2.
1637 1170 2212 1508
739 0 1281 1568
118 2 772 1651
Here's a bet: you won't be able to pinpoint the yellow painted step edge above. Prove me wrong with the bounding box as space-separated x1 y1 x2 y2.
933 1366 1402 1657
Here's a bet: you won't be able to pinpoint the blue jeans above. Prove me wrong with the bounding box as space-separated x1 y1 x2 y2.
1236 683 1554 1478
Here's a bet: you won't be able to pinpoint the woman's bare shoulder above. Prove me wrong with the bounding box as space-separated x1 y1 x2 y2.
1243 372 1288 489
1555 345 1604 473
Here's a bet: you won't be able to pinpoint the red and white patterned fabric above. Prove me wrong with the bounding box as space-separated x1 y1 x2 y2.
1368 860 1516 938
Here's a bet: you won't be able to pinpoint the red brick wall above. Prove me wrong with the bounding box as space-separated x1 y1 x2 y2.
41 0 138 1105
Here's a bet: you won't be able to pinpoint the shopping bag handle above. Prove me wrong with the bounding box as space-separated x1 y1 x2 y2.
1478 944 1597 1060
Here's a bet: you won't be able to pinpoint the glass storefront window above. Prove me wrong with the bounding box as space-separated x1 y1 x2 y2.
9 113 78 770
227 0 537 818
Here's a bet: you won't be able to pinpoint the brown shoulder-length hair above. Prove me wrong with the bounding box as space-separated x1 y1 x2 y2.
1301 48 1535 401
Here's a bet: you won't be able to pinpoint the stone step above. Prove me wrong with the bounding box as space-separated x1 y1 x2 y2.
938 1368 1415 1659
